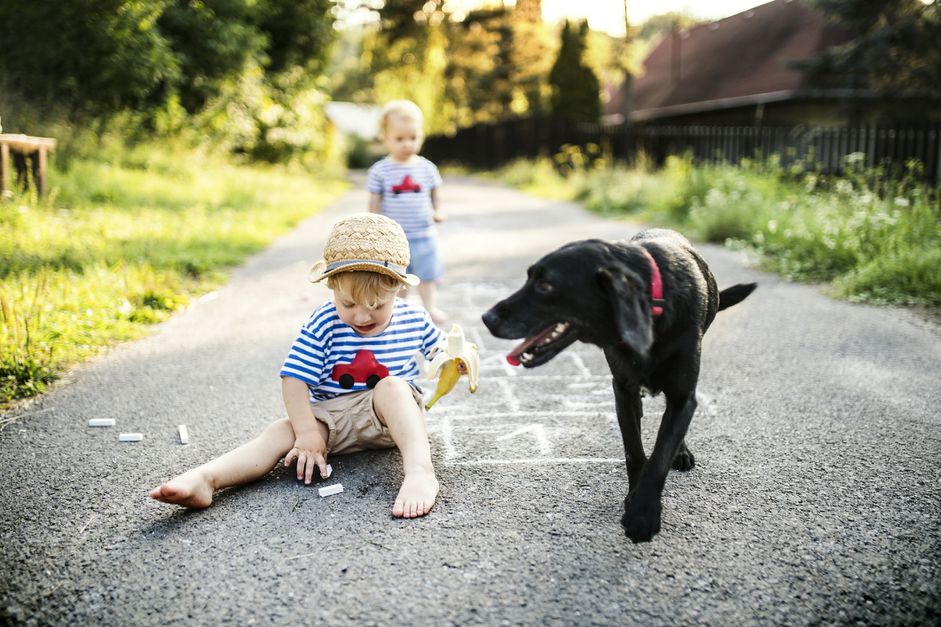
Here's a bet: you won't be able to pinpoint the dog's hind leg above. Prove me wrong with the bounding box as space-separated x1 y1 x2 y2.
672 440 695 471
621 389 698 543
612 380 645 492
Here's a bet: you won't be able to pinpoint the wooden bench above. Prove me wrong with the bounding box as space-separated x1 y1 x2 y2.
0 134 57 198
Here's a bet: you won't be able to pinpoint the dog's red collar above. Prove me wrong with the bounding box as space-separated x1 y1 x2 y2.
640 248 665 317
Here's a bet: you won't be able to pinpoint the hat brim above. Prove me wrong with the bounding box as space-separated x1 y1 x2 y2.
310 260 420 287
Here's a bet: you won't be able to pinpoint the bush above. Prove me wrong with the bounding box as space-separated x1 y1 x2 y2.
0 147 347 404
492 153 941 306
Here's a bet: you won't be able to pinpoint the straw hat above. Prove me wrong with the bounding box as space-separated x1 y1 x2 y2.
309 213 419 286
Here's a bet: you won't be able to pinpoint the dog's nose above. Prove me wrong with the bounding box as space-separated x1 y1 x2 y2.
481 308 500 332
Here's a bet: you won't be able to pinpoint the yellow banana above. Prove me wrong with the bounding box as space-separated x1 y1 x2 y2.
425 358 462 410
423 323 480 409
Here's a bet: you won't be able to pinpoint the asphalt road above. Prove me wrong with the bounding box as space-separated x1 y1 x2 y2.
2 175 939 625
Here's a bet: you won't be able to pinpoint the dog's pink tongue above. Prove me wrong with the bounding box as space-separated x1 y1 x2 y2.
506 334 541 366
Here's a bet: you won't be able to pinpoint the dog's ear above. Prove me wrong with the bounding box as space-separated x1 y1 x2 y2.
597 266 653 356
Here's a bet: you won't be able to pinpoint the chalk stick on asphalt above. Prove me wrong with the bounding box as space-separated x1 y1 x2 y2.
118 433 143 442
178 425 189 445
318 483 343 498
88 419 115 427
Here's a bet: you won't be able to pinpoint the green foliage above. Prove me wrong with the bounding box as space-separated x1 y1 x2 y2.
548 20 601 122
259 0 337 76
800 0 941 102
332 2 556 133
0 148 347 404
156 0 268 113
0 1 178 117
0 0 337 154
345 135 377 169
636 12 698 41
493 154 941 307
490 157 577 201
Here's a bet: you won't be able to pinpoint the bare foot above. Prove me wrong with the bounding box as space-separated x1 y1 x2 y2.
392 467 439 519
149 469 214 509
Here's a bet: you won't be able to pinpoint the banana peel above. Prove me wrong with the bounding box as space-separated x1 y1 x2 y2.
424 324 480 410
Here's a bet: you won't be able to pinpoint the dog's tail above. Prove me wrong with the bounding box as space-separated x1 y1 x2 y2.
718 283 757 311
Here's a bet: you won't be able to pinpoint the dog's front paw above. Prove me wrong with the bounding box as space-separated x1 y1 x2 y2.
621 496 662 543
671 444 695 471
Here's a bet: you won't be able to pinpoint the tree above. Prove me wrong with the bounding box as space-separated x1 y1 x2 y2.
158 0 336 113
0 0 337 119
259 0 336 76
798 0 941 99
637 12 697 41
330 1 554 131
0 0 178 117
508 17 553 116
156 1 266 113
357 0 452 132
548 20 601 122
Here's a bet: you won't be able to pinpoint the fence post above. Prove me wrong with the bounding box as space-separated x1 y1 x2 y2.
935 123 941 184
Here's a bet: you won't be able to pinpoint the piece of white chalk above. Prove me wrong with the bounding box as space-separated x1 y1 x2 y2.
118 433 143 442
325 464 333 478
88 419 115 427
178 425 189 445
318 483 343 497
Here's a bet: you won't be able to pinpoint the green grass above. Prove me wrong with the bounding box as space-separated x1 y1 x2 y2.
492 151 941 307
1 149 347 405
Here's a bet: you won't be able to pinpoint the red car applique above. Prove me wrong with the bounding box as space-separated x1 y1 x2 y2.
392 175 421 195
331 350 389 389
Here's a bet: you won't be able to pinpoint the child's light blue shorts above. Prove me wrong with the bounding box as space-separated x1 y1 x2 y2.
407 236 444 282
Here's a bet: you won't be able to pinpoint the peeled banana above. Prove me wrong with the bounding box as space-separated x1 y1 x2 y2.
425 359 462 410
424 324 480 410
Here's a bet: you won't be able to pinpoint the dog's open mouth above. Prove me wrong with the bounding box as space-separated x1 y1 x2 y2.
506 321 577 367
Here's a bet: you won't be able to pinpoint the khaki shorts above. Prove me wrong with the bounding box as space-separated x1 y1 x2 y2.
311 385 424 454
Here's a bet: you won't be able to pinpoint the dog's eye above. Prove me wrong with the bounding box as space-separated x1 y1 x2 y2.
535 280 553 294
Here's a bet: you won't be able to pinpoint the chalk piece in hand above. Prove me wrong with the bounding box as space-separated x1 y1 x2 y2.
325 464 333 478
88 419 115 427
178 425 189 445
119 433 143 442
318 484 343 497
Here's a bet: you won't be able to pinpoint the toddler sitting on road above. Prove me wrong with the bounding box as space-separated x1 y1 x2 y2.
150 214 450 518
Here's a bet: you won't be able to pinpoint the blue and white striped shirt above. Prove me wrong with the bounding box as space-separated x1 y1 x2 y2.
280 298 445 401
367 156 442 239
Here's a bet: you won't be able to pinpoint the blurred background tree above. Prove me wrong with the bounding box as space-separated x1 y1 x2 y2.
365 0 451 133
798 0 941 99
0 0 337 160
548 20 601 122
0 0 179 119
329 0 556 134
0 0 697 161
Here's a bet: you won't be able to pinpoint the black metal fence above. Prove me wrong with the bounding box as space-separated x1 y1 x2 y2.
422 116 941 183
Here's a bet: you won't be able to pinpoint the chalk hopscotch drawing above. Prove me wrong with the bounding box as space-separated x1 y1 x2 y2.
420 282 718 466
419 282 626 466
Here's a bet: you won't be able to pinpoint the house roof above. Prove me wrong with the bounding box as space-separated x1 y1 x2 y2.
613 0 849 122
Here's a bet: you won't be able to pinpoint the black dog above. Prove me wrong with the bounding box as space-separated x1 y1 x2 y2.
482 228 756 543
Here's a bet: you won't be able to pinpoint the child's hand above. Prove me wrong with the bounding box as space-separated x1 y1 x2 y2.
284 431 329 484
433 210 447 223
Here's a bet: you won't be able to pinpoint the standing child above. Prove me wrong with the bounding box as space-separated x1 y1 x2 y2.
150 214 448 518
368 99 448 324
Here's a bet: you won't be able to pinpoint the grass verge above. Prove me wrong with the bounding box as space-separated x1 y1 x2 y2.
1 149 347 405
489 150 941 307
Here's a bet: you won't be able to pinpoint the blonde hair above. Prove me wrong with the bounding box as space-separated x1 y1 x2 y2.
380 99 424 136
327 271 401 309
